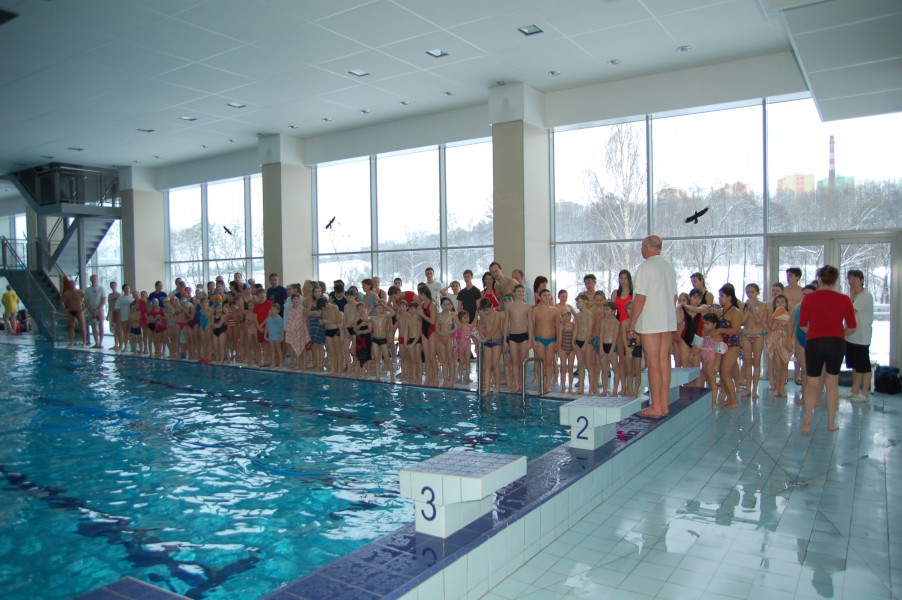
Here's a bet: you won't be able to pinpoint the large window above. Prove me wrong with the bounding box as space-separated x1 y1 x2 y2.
653 105 764 237
553 98 902 303
314 140 493 289
767 99 902 233
316 158 371 254
92 220 122 288
554 121 648 244
166 176 262 288
377 148 440 251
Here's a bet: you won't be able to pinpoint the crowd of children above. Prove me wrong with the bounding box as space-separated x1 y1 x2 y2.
82 264 857 403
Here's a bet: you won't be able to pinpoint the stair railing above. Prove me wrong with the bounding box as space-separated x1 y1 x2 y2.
1 237 62 342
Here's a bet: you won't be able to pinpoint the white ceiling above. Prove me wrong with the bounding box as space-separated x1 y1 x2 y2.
0 0 899 183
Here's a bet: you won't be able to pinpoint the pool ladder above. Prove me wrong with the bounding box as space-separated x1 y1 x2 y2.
521 357 544 401
475 345 544 400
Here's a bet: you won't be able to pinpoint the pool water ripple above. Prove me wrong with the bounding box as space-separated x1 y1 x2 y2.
0 345 568 599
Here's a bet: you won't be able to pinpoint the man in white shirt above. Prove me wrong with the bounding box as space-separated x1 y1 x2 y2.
628 236 677 418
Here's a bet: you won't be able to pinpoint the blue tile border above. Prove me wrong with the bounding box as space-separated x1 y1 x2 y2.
262 385 711 600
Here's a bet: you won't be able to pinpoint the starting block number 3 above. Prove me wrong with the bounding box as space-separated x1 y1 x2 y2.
420 486 436 521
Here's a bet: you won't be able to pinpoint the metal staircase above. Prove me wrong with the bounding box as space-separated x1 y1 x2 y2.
4 163 120 342
0 238 68 342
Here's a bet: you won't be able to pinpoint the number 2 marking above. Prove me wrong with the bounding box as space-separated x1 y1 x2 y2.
576 416 589 440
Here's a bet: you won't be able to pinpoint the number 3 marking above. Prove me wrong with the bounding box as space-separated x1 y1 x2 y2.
576 416 589 440
420 485 436 521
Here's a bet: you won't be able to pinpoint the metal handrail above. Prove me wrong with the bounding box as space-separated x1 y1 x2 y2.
522 357 545 401
476 342 485 396
1 237 63 342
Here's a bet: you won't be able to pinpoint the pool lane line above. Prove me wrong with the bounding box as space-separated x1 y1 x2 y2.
0 463 260 599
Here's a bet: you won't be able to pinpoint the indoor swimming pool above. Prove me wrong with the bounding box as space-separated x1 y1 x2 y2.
0 345 569 599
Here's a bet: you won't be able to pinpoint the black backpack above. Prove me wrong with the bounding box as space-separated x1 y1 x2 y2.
874 366 901 395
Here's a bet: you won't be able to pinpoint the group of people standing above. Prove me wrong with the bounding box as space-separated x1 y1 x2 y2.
49 234 873 432
672 264 871 432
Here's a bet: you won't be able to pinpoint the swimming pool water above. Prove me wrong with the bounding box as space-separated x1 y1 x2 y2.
0 345 569 599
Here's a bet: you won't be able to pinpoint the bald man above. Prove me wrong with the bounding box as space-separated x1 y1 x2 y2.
628 235 678 417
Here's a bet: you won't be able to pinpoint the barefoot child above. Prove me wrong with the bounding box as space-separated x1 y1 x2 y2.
478 297 505 394
619 301 642 396
599 301 620 396
436 297 457 387
353 302 374 379
263 304 284 368
698 313 723 406
371 300 395 382
558 311 576 394
454 310 475 383
766 294 793 398
128 301 141 353
403 302 423 384
573 294 593 394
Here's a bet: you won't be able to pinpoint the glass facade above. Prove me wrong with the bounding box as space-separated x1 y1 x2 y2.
552 98 902 299
314 140 493 287
165 175 262 288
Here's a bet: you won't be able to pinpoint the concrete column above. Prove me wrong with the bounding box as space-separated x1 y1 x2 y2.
489 83 551 282
259 135 314 282
120 167 164 292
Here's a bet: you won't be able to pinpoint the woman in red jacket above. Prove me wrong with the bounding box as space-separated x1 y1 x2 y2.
798 265 857 433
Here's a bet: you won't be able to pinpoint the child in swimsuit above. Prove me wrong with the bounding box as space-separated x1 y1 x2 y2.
619 301 641 397
454 310 474 383
264 304 284 368
558 311 576 394
699 313 722 407
436 297 457 388
354 303 374 379
371 301 395 382
599 302 620 397
766 294 793 398
573 294 593 394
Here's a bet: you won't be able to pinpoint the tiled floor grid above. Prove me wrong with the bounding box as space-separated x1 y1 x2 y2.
482 386 899 600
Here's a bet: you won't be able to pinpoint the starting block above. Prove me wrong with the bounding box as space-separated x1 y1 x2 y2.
640 367 701 401
399 451 526 538
560 396 645 450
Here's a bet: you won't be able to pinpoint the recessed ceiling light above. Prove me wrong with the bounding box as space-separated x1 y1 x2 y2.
607 59 622 66
348 69 370 77
444 91 455 96
201 145 208 149
547 70 561 76
226 101 246 109
137 128 155 133
179 116 197 122
153 155 160 159
288 125 298 129
228 138 236 143
518 24 543 36
67 147 84 151
321 117 332 122
426 48 448 58
400 100 410 106
133 160 140 164
360 109 370 114
676 45 691 52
